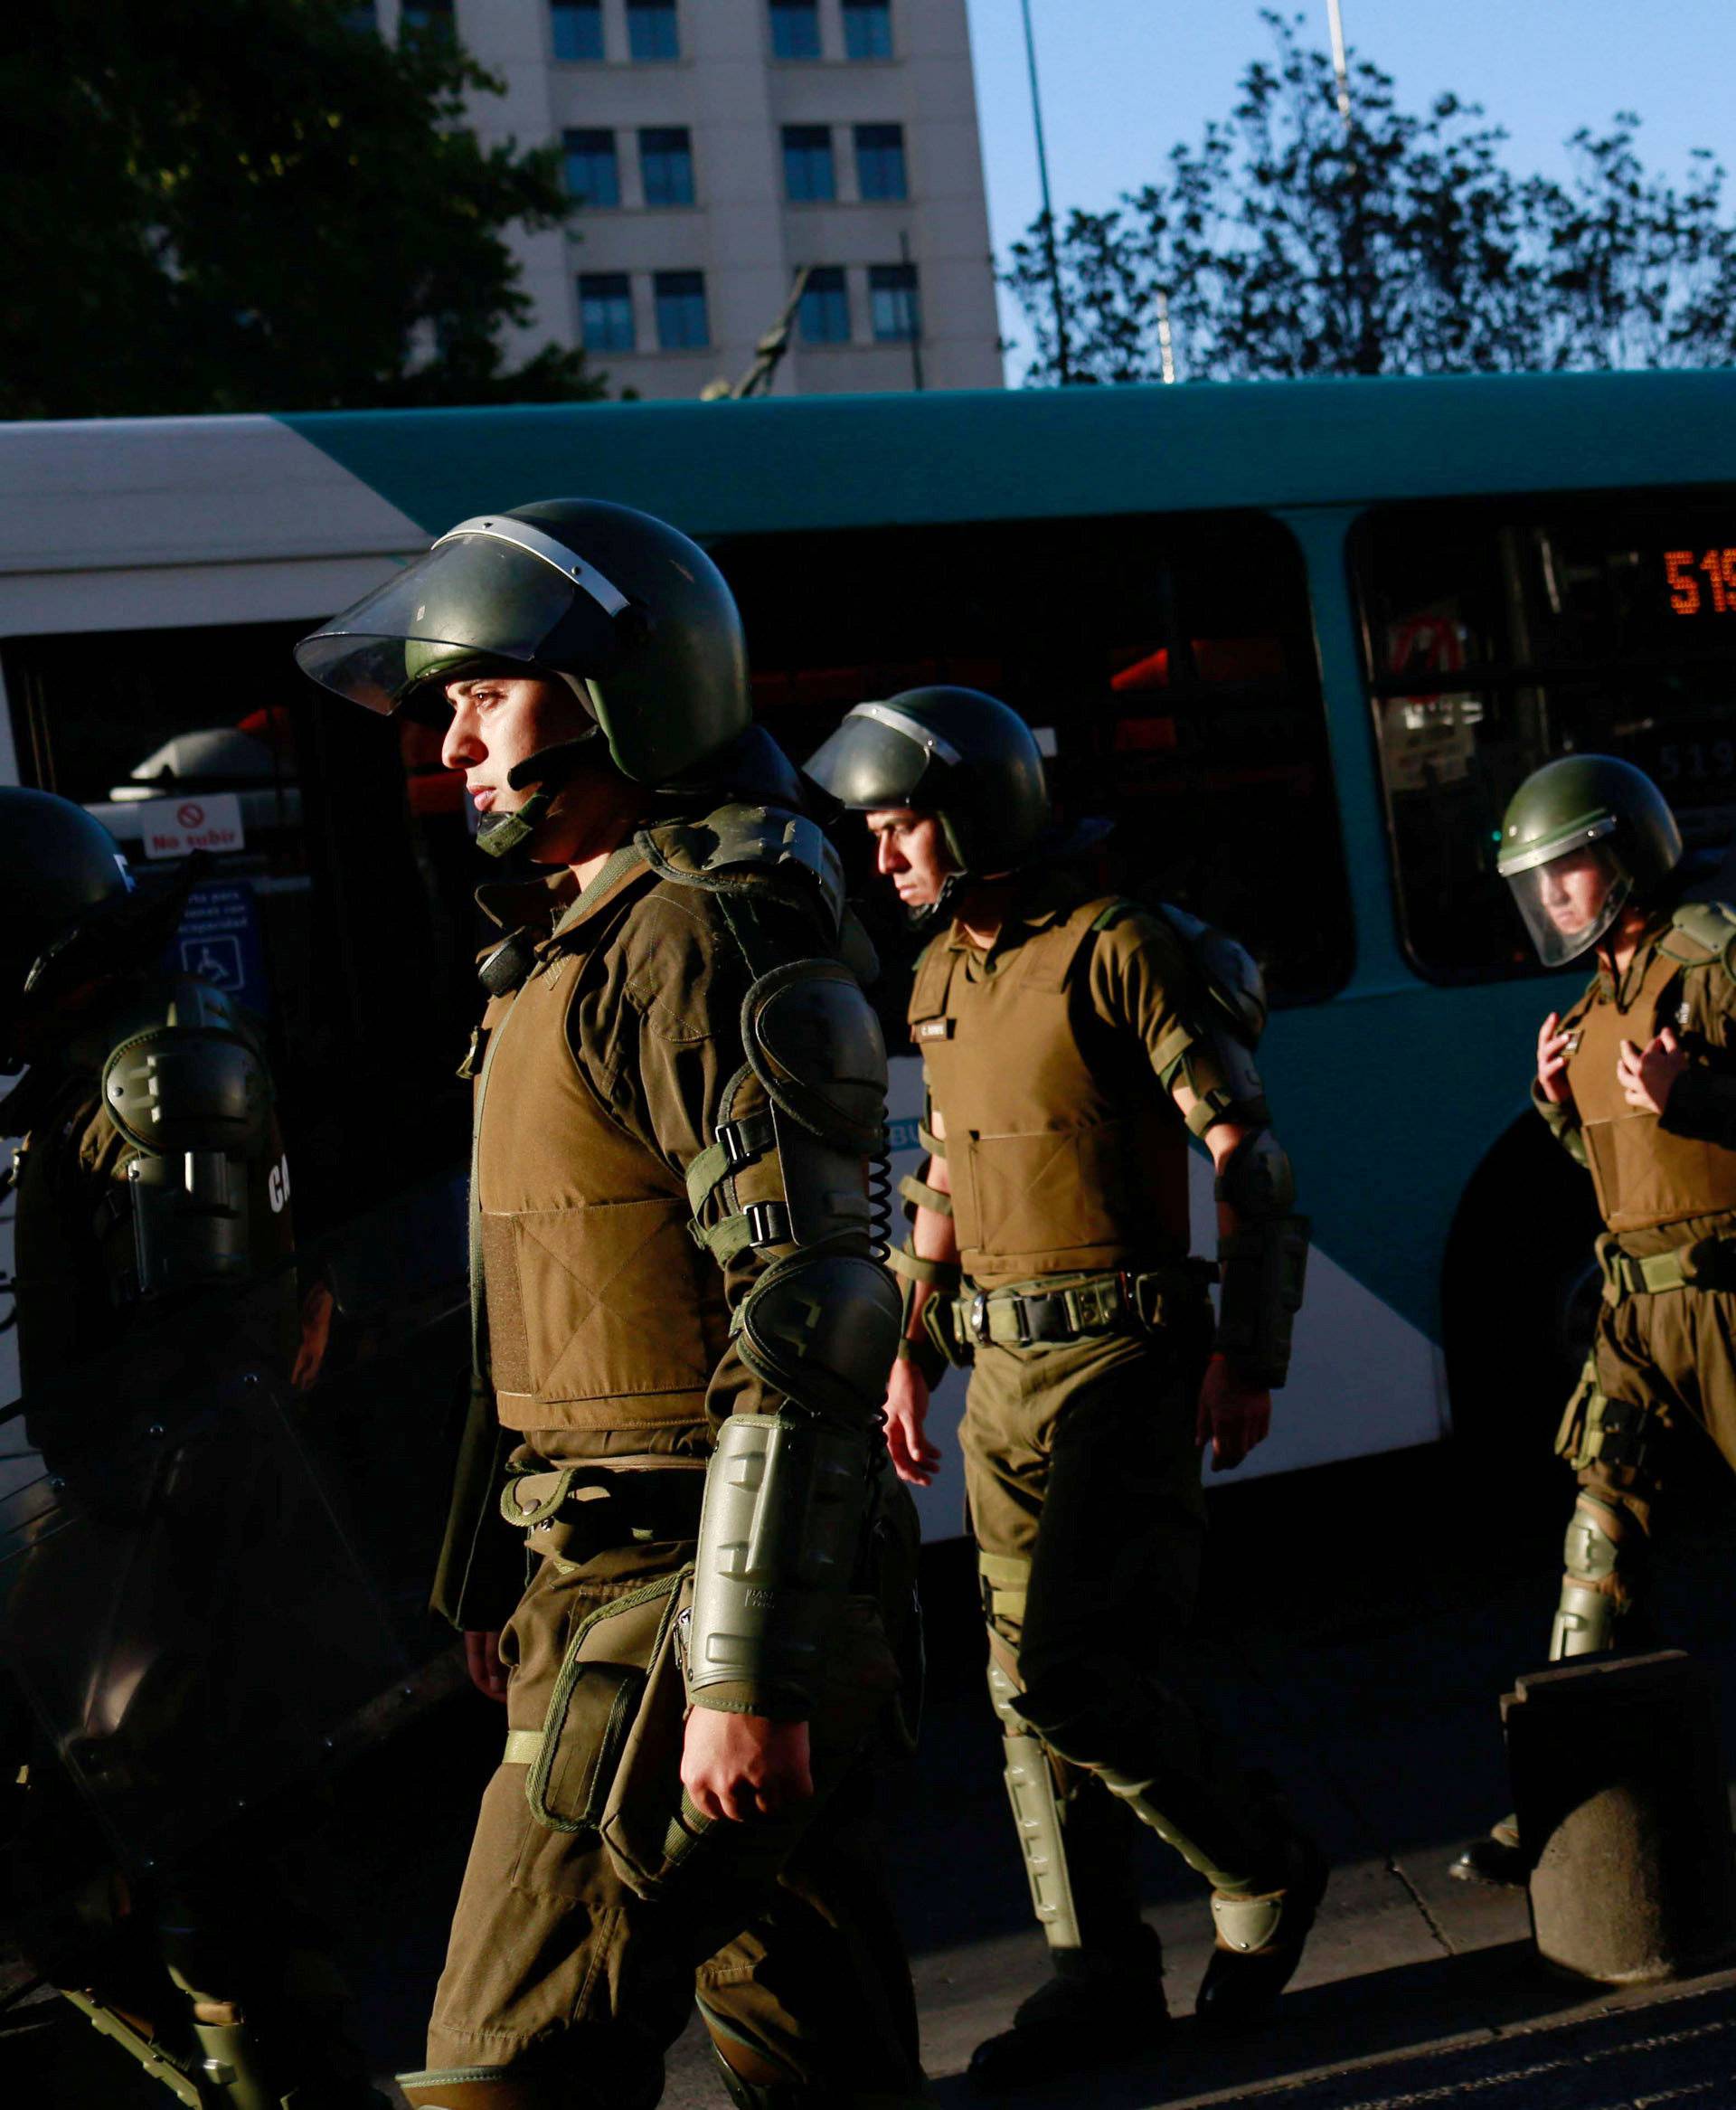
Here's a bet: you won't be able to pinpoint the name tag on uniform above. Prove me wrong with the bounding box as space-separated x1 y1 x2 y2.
913 1017 954 1042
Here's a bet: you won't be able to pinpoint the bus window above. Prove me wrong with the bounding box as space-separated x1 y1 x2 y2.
2 620 478 1233
710 510 1352 1009
1354 493 1736 983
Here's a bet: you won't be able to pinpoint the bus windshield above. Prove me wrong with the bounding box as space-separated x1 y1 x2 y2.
1356 490 1736 982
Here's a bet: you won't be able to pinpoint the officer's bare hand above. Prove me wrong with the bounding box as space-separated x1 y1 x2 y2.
883 1358 943 1486
1537 1011 1576 1106
682 1708 813 1821
1195 1355 1271 1473
1618 1028 1686 1115
290 1280 336 1392
464 1630 509 1704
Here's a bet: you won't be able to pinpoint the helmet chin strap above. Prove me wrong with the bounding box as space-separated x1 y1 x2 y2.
476 734 600 860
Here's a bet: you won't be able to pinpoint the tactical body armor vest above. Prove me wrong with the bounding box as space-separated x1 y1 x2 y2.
474 861 733 1433
1566 917 1736 1235
909 894 1190 1290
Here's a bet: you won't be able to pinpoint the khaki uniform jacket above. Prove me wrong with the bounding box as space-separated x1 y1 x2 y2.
436 847 874 1674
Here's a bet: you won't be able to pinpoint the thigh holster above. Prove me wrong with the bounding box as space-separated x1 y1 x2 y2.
1554 1363 1656 1476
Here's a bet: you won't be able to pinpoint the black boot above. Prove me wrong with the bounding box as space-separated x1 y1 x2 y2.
966 1924 1168 2092
1194 1831 1328 2034
1449 1812 1526 1888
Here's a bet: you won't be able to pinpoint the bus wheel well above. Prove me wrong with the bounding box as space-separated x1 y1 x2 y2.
1441 1111 1600 1493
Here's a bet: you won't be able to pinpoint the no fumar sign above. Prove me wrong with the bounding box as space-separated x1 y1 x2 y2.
132 793 247 860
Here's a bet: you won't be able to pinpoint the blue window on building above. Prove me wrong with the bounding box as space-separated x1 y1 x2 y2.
781 126 835 203
562 129 619 207
769 0 821 61
843 0 892 60
854 123 906 201
580 273 636 352
869 261 920 342
627 0 679 61
551 0 603 61
798 267 851 344
401 0 454 41
639 128 694 207
655 271 709 349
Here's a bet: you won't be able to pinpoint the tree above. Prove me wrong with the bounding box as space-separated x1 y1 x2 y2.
1005 12 1736 385
0 0 606 418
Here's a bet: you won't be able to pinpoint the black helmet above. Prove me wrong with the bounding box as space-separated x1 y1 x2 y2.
0 790 135 1059
1497 754 1683 967
804 687 1050 877
293 499 750 837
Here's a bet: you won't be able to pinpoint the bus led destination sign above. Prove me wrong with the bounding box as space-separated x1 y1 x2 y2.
1665 547 1736 615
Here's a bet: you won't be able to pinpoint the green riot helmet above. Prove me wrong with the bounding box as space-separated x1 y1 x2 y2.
294 499 750 849
0 790 135 1061
804 686 1050 877
1497 754 1683 967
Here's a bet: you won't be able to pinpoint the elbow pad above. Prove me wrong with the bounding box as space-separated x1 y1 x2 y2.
688 1411 872 1717
1213 1131 1309 1388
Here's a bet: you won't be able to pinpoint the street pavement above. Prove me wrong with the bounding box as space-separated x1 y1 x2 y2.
9 1440 1736 2105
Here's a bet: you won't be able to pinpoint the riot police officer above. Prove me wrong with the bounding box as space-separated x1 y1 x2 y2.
296 500 925 2110
0 790 378 2106
807 690 1324 2090
1456 753 1736 1885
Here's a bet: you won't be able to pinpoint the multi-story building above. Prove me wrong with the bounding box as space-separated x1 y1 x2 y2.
385 0 1005 396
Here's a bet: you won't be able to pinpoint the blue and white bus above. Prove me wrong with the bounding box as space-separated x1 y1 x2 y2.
6 372 1735 1530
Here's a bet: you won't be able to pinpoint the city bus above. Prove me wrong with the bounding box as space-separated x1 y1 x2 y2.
5 370 1735 1538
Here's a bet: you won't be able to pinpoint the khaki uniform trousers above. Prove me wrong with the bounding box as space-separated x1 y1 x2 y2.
962 1301 1271 1932
427 1527 923 2104
1558 1276 1736 1632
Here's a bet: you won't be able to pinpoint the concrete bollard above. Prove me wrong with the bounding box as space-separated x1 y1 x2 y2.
1502 1649 1736 1984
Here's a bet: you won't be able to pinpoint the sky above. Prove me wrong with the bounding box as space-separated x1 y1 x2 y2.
964 0 1736 381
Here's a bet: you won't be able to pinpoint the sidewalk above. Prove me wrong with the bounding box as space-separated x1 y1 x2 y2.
9 1443 1736 2106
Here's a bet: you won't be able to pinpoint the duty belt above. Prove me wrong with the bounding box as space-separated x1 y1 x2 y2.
953 1261 1214 1349
501 1455 708 1556
1598 1232 1736 1301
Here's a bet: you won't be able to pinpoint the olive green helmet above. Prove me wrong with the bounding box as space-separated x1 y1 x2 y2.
803 686 1049 877
293 498 750 789
1497 754 1682 966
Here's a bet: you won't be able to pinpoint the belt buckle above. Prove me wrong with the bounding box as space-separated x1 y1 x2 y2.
970 1291 992 1345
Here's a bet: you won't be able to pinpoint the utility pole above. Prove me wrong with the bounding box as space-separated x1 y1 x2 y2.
899 229 926 392
1156 290 1176 384
1326 0 1352 124
1019 0 1071 384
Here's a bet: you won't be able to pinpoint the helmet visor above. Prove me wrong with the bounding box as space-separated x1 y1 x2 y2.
1506 838 1634 967
293 524 629 714
804 703 953 812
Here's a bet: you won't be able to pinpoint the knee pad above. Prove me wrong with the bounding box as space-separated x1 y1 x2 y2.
1550 1495 1629 1660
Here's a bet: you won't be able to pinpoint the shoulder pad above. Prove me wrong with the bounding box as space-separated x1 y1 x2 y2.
102 986 270 1157
1660 900 1736 974
1152 904 1269 1047
637 802 845 934
745 957 888 1155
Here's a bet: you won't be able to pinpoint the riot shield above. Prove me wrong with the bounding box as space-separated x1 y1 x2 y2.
0 1352 408 1875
